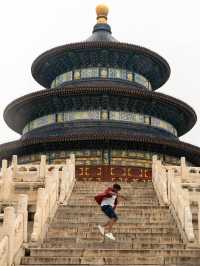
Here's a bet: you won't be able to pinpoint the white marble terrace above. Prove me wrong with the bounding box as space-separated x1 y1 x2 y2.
0 154 200 265
0 154 75 266
152 155 200 246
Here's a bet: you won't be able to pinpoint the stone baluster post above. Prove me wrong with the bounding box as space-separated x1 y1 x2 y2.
59 165 67 203
183 190 194 242
2 159 7 178
45 176 52 217
152 155 158 181
39 155 46 180
11 155 18 178
70 153 75 165
31 188 45 242
3 207 15 266
55 168 60 202
17 194 28 243
70 154 75 178
167 169 174 203
66 158 71 181
1 160 12 202
161 166 169 205
181 157 188 181
157 159 162 174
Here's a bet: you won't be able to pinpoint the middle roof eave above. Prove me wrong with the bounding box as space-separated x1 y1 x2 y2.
3 83 197 136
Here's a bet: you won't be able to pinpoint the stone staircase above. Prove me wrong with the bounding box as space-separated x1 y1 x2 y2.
21 181 200 265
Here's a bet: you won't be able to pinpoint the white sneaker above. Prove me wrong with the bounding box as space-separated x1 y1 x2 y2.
105 232 115 240
98 225 105 235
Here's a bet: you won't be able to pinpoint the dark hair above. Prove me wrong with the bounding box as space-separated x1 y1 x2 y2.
113 183 121 191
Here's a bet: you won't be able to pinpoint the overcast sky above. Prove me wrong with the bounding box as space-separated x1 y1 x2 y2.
0 0 200 147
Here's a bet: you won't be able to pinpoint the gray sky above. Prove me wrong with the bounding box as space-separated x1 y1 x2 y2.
0 0 200 147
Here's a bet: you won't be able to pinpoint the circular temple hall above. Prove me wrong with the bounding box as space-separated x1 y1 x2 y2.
1 4 200 181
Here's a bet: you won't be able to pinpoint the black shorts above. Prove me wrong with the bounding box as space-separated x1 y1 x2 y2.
101 205 118 220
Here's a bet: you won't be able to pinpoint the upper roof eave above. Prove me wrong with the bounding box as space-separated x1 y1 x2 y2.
31 41 171 90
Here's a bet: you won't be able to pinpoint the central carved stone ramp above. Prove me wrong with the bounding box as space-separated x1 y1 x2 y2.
21 181 200 266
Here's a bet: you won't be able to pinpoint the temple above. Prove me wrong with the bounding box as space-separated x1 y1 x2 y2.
1 4 200 181
1 5 200 266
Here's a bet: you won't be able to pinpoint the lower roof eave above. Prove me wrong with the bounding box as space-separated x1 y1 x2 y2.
0 133 200 166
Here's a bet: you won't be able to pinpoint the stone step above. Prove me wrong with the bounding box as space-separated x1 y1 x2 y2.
21 255 200 265
55 209 172 216
73 192 156 197
73 189 155 193
75 181 153 185
42 238 183 249
54 211 173 217
74 184 154 188
68 202 159 206
59 204 168 209
67 202 159 206
55 215 171 221
49 223 177 232
51 219 176 229
46 232 182 244
57 205 169 212
72 190 156 194
71 192 157 196
50 226 177 233
44 234 182 243
56 212 170 219
54 215 173 223
49 221 177 228
74 181 154 187
55 213 171 220
29 248 200 257
73 191 156 195
42 242 184 249
70 194 158 202
47 231 180 241
56 214 169 220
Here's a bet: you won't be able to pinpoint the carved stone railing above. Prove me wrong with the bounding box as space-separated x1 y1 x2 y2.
0 154 76 205
152 157 168 205
31 154 76 242
0 194 28 266
152 156 197 244
0 154 75 246
31 170 59 242
168 169 195 242
0 236 9 266
59 154 76 204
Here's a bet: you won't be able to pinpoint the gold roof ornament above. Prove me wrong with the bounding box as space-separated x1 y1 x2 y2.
96 3 109 24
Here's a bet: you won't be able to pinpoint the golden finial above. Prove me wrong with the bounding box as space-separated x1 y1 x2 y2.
96 4 109 24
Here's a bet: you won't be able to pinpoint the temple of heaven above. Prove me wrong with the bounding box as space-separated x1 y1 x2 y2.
1 4 200 181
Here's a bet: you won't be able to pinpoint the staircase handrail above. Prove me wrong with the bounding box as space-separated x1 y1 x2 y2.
168 169 195 242
31 154 76 242
0 194 28 266
152 156 195 243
